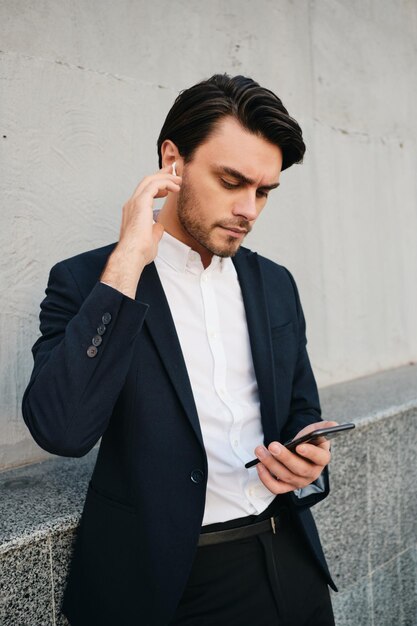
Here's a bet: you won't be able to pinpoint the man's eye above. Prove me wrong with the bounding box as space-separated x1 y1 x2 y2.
221 179 239 190
256 190 269 199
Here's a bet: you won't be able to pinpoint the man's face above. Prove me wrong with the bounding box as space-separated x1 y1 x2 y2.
175 116 283 262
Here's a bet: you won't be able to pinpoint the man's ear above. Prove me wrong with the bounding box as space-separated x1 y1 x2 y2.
160 139 182 170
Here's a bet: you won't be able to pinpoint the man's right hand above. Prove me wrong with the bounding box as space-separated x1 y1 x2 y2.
100 165 182 298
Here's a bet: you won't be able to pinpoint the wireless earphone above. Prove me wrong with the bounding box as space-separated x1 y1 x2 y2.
172 161 177 176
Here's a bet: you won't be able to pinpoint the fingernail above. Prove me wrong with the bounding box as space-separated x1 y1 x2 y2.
255 445 268 459
297 445 307 454
269 442 282 455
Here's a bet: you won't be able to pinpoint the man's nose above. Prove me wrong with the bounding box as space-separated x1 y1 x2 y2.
232 192 258 221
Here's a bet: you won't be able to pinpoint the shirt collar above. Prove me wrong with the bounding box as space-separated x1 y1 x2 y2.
157 229 193 273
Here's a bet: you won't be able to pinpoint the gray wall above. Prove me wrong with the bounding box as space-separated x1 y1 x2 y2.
1 1 417 467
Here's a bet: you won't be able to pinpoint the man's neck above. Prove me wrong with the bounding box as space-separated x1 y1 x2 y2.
156 203 214 269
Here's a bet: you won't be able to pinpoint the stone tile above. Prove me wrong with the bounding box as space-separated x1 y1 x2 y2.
372 557 402 626
0 450 96 551
331 577 372 626
50 529 77 626
398 410 417 551
0 538 53 625
367 417 401 571
314 425 369 587
398 546 417 626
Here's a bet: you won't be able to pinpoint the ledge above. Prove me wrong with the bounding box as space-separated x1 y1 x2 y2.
319 362 417 426
0 451 97 555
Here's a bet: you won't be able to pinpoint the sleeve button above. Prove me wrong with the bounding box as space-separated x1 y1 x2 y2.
91 335 103 347
102 312 112 325
97 324 106 336
190 469 204 484
87 346 98 358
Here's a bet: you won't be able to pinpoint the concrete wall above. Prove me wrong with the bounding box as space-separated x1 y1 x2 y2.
1 1 417 467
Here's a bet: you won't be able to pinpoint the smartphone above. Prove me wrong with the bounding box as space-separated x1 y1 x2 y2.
244 422 355 468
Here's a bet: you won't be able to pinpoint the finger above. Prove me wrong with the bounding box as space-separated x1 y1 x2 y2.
261 458 323 490
257 443 314 477
255 445 316 485
132 172 182 199
141 180 181 200
152 222 164 242
268 441 330 475
256 464 296 495
294 442 331 466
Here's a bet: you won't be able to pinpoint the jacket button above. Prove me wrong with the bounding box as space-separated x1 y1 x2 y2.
97 324 106 336
92 335 103 347
102 312 112 325
87 346 98 358
190 469 204 484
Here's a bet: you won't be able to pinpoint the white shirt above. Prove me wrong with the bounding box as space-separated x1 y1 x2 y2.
154 229 275 525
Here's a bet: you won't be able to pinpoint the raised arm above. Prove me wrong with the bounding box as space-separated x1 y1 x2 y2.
22 166 181 457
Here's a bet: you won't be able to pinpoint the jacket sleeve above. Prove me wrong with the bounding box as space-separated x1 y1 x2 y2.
280 268 330 508
22 260 149 458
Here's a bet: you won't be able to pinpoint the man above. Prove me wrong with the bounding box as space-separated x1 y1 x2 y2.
22 74 337 625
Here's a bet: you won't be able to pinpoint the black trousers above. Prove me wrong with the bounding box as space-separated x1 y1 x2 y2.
170 507 335 626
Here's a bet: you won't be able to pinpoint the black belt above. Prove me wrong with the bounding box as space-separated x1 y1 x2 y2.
198 515 278 547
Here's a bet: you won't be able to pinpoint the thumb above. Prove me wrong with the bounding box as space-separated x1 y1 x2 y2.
153 222 165 243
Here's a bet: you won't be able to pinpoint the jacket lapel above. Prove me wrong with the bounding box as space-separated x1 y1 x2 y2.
135 262 204 449
232 249 278 445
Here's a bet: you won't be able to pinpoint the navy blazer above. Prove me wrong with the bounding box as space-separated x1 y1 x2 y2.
22 243 335 626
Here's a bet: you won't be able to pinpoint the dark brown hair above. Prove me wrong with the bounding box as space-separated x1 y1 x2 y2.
157 74 305 171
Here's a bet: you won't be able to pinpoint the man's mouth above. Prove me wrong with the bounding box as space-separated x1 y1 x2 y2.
218 225 249 238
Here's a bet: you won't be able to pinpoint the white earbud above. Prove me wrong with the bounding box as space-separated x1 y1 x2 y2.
172 161 177 176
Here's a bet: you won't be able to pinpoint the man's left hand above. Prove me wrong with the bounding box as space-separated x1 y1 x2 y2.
254 420 338 495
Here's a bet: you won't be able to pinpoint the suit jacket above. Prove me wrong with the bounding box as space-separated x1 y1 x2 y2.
22 243 335 626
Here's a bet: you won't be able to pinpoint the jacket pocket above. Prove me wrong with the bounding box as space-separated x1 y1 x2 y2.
87 480 137 514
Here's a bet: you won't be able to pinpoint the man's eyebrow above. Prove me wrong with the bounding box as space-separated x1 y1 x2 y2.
216 165 280 189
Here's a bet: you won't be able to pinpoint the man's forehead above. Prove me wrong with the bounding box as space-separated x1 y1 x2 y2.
197 117 283 182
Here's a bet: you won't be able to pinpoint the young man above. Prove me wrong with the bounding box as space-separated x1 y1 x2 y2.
23 74 337 625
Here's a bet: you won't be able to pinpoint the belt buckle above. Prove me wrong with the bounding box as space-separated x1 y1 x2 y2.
270 516 276 534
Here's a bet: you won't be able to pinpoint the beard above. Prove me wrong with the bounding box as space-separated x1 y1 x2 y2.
176 170 251 258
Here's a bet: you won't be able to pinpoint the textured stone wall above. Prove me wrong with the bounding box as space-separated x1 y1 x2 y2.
1 1 417 467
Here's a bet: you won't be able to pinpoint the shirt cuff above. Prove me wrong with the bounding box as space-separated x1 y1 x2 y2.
293 472 326 499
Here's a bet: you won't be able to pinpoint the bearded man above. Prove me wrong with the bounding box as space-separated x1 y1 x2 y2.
23 74 337 626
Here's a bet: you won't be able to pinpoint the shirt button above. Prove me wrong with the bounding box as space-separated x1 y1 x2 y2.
97 324 106 336
202 275 208 283
248 487 254 496
102 312 112 325
91 335 103 347
190 469 204 484
87 346 98 358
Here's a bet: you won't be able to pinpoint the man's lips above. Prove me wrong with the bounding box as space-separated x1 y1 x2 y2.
218 225 249 237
